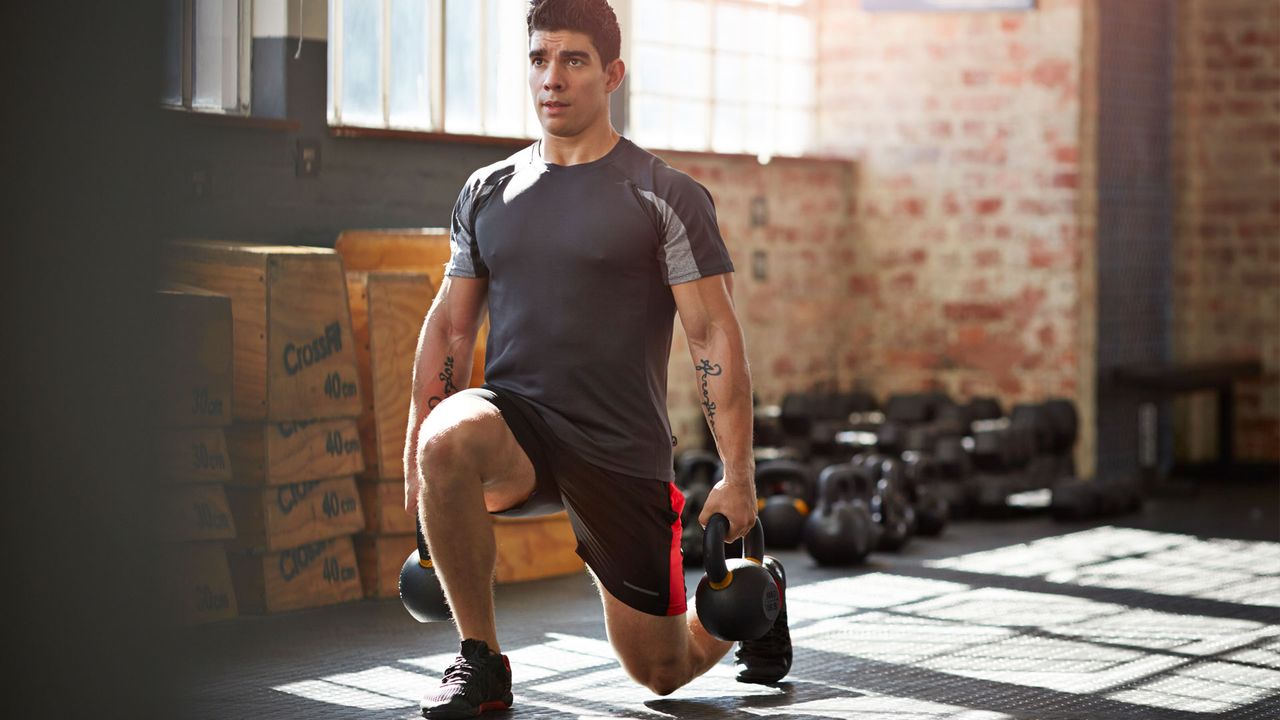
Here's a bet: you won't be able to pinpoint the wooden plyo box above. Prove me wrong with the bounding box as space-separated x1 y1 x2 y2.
151 287 233 427
153 427 232 485
160 240 363 422
226 418 365 486
159 542 238 626
354 513 583 599
227 476 366 552
228 536 363 614
354 533 415 599
358 480 415 535
335 229 486 391
493 513 584 584
347 271 435 479
155 484 237 543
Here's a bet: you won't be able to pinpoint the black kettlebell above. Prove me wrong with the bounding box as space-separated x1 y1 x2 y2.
755 461 812 550
696 514 780 641
902 454 949 537
680 489 708 567
678 455 719 567
874 458 915 551
399 519 450 622
804 463 872 565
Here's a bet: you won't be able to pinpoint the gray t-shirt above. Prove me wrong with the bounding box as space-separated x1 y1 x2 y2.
445 137 734 481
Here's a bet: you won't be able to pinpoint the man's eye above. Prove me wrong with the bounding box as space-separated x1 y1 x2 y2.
569 59 583 66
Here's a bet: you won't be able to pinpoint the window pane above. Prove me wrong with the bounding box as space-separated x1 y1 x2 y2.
668 1 711 49
714 4 748 54
742 103 776 155
341 0 383 125
484 0 528 137
778 13 815 61
163 0 183 105
389 0 430 129
667 48 710 100
633 0 670 44
780 60 814 107
775 108 811 156
445 0 481 133
631 95 670 150
744 53 777 105
715 51 748 104
192 0 239 111
669 100 710 151
711 102 745 155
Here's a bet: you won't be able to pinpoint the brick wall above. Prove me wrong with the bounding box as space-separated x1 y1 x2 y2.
1173 0 1280 462
815 0 1090 467
658 153 858 451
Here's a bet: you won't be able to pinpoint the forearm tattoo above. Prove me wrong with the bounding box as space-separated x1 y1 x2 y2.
427 355 458 409
696 358 723 433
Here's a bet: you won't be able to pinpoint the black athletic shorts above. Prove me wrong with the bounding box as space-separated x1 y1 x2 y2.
461 385 687 617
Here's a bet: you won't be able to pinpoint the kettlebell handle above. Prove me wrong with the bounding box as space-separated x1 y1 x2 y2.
415 518 433 569
702 513 766 586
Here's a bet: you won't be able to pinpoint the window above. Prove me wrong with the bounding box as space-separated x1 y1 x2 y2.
327 0 819 157
629 0 817 159
163 0 253 114
329 0 537 137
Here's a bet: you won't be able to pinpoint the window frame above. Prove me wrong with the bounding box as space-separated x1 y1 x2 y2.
328 0 446 131
627 0 818 159
164 0 253 116
325 0 821 160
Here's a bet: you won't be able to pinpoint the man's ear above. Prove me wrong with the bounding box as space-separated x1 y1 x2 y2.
605 58 626 94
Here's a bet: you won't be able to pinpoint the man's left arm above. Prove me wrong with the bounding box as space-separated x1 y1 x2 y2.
672 273 757 542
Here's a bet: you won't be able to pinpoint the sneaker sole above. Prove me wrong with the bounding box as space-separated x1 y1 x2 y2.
421 696 513 719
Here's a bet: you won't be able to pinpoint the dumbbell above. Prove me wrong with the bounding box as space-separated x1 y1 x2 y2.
400 519 450 622
695 514 781 641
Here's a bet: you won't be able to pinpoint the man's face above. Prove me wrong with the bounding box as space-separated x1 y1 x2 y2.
528 29 622 138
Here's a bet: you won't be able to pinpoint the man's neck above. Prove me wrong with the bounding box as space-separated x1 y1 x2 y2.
539 122 621 167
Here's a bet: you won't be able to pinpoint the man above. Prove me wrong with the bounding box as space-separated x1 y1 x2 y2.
403 1 791 717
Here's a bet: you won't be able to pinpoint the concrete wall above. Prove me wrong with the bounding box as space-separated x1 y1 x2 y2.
1173 0 1280 462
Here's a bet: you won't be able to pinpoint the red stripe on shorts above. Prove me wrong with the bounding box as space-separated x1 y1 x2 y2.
666 482 688 616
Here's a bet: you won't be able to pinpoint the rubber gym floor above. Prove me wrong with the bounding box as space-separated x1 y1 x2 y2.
174 474 1279 720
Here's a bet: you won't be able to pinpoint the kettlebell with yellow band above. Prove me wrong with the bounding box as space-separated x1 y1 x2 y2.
399 519 451 622
695 514 780 641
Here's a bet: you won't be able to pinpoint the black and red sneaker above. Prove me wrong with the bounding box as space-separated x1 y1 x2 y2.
421 639 514 719
734 556 792 684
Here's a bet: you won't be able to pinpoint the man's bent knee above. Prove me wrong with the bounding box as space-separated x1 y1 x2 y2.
415 394 534 511
417 397 501 478
640 668 688 697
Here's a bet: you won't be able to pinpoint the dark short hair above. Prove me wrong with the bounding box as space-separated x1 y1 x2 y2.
526 0 622 67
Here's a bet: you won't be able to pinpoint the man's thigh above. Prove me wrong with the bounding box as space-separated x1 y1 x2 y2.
418 391 536 513
597 574 690 670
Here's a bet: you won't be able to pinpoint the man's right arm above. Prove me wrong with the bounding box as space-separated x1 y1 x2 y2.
403 275 488 513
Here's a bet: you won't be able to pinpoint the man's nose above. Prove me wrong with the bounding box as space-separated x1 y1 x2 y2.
544 63 566 91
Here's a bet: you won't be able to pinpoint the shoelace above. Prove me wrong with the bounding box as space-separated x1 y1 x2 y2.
441 658 482 686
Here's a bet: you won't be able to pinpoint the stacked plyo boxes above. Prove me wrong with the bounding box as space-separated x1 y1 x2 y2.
335 229 583 598
162 241 365 613
150 286 239 625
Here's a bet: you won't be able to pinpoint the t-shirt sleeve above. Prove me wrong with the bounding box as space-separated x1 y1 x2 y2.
646 169 734 286
444 178 489 279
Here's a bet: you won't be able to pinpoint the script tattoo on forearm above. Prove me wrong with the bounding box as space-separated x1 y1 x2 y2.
696 358 723 433
427 355 458 409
